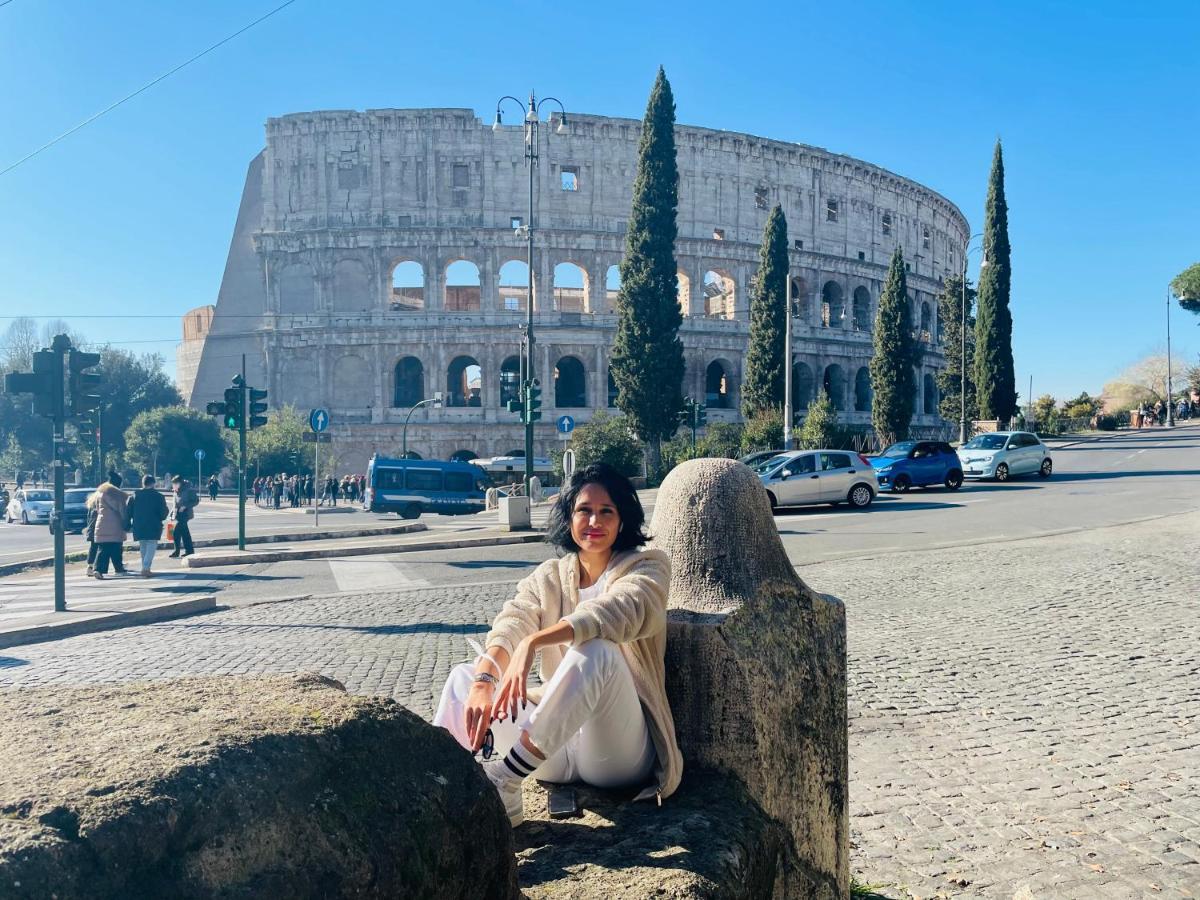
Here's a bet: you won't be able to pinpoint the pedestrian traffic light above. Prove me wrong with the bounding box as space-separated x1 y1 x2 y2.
4 351 56 418
247 387 268 429
67 349 102 418
221 376 245 430
694 403 707 428
526 380 542 423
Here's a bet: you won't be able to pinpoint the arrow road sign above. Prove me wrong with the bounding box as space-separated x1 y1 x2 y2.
309 408 330 433
194 448 206 461
556 415 575 434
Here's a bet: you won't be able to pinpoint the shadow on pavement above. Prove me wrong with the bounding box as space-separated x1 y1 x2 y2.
1050 469 1200 482
175 621 488 637
953 482 1043 493
0 656 29 669
447 560 538 570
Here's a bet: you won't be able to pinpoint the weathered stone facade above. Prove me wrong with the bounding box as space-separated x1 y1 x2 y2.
181 107 967 469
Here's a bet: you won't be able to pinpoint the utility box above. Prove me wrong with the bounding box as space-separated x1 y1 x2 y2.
498 495 531 531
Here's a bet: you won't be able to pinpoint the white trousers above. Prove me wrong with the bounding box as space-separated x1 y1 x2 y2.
434 639 655 789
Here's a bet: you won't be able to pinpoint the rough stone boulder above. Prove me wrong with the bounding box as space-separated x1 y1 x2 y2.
0 673 518 900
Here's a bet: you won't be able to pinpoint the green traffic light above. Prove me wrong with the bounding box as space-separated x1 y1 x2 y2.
225 414 238 429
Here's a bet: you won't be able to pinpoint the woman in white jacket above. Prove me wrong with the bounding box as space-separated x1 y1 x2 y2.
434 463 683 826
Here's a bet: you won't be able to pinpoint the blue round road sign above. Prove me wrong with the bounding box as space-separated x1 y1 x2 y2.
309 408 330 433
557 415 575 434
194 448 206 461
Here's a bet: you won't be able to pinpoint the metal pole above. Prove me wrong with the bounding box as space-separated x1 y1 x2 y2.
524 92 537 494
238 355 246 551
1166 286 1175 427
960 259 968 444
783 276 793 449
51 336 68 613
313 434 320 528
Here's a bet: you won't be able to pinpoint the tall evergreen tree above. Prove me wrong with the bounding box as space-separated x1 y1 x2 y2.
974 140 1017 422
935 273 979 425
611 68 685 475
870 247 918 446
742 205 789 417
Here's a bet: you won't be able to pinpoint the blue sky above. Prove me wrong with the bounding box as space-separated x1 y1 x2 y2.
1 0 1196 400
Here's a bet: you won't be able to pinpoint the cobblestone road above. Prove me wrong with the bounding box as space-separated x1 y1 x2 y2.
1 510 1196 899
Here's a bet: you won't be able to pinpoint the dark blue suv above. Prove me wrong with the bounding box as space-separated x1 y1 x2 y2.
870 441 964 492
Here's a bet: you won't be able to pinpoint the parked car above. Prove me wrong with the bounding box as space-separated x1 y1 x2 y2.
758 449 879 511
55 488 94 534
739 449 788 471
957 431 1052 481
870 441 964 492
5 488 53 525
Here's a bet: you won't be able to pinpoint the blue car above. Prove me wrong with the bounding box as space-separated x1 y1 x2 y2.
870 441 964 492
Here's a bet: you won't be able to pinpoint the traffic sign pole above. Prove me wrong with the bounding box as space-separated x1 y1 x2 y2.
238 355 246 551
308 409 330 529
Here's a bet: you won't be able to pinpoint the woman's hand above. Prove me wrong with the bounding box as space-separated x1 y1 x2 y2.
495 635 537 724
464 681 495 752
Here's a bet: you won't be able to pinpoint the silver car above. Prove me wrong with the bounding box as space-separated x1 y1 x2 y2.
957 431 1052 481
6 488 53 525
757 449 879 510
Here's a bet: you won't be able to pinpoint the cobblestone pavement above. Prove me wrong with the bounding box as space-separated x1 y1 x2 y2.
1 511 1196 899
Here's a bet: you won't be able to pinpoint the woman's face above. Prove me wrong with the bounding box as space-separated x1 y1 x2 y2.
570 483 621 555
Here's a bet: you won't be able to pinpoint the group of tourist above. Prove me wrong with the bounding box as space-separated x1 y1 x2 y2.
1132 398 1195 428
83 472 199 578
252 474 365 509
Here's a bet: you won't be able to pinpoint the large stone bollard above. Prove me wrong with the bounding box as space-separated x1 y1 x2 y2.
651 458 848 899
0 674 519 900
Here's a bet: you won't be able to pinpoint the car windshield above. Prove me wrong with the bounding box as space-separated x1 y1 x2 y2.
880 442 916 458
751 454 789 474
24 491 52 502
65 490 91 503
963 434 1007 450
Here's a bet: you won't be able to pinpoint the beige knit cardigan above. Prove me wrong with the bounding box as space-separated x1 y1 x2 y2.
484 547 683 801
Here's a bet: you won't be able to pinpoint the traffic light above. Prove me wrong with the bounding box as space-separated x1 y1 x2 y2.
694 403 707 428
247 387 268 429
67 349 102 419
525 380 542 423
221 376 245 430
506 397 524 416
4 350 56 418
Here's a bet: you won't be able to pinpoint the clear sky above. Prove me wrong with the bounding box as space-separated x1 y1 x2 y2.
1 0 1196 400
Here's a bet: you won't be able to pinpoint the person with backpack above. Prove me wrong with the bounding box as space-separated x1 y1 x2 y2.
130 474 169 576
169 475 199 558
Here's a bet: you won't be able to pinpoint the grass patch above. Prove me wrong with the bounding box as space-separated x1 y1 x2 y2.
851 875 895 899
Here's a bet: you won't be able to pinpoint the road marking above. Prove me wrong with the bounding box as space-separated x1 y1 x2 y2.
328 558 429 593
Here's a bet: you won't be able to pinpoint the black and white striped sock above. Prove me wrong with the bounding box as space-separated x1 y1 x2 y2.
501 744 539 781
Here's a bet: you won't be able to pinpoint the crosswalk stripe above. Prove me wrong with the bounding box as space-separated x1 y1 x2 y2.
327 558 430 593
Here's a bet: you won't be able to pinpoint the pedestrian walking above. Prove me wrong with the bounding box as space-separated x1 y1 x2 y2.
84 489 101 576
208 474 219 501
93 472 130 578
130 474 169 576
272 477 283 510
169 475 198 558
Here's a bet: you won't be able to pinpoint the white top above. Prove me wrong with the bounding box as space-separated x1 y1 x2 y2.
577 570 609 603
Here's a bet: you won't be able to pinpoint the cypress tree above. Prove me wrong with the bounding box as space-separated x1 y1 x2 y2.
870 247 918 446
935 273 978 425
974 140 1017 422
742 205 789 417
611 67 685 476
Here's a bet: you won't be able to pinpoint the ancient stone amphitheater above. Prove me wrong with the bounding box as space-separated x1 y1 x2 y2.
179 107 967 469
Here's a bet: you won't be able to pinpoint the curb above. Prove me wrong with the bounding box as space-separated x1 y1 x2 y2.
182 531 544 567
0 597 220 650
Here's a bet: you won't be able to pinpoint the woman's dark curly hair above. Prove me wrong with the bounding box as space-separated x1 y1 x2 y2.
545 462 649 554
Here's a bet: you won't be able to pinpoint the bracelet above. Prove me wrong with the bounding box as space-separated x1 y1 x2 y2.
471 671 499 686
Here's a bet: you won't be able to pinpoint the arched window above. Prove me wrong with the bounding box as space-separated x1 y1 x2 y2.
605 265 621 314
923 372 938 415
823 364 846 410
852 286 871 332
703 271 735 318
553 263 589 313
498 260 529 312
390 261 425 311
792 362 814 410
499 355 521 407
920 301 933 340
855 367 872 412
449 450 478 463
677 271 691 316
790 277 809 323
445 260 481 311
608 369 618 408
705 360 733 409
554 356 587 408
446 356 482 407
393 357 424 408
821 281 843 328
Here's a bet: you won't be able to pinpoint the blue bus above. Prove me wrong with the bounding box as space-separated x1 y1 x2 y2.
364 455 490 519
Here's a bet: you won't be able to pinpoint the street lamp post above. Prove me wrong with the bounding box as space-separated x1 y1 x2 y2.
1166 286 1175 427
495 91 567 492
402 394 443 459
783 276 794 449
960 234 985 444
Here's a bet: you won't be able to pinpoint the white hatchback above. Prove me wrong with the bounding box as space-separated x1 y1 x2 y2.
957 431 1053 481
5 488 54 525
756 449 879 510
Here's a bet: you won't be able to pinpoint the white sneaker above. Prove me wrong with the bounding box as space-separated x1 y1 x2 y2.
481 758 524 827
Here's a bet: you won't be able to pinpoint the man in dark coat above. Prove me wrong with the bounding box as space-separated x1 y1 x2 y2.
130 474 169 576
169 475 198 558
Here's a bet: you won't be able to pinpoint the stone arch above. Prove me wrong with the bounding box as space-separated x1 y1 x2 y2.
855 366 872 412
608 369 618 408
823 363 846 410
332 355 370 403
499 355 521 407
390 260 425 311
705 359 734 409
852 286 871 332
278 262 316 314
792 361 814 410
393 356 424 408
498 260 529 312
449 449 478 463
553 262 589 313
920 301 933 339
554 355 587 408
446 355 482 407
923 372 938 415
278 356 319 408
332 259 371 313
605 265 621 314
677 271 692 317
703 270 736 319
821 281 843 328
790 276 809 323
445 260 481 311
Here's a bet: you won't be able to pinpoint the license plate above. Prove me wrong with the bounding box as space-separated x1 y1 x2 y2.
966 469 981 475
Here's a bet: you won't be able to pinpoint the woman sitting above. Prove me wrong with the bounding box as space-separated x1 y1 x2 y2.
434 463 682 825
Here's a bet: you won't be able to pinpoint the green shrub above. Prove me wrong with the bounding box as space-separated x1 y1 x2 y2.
740 410 783 455
559 410 644 479
797 391 838 449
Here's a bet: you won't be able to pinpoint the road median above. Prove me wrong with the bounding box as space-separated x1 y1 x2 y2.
0 596 219 650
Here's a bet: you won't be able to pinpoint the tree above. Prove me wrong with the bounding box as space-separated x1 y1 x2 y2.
797 390 838 450
1061 391 1102 419
935 274 978 426
611 68 686 478
698 422 744 460
238 404 314 477
124 406 227 481
94 347 182 459
1030 394 1058 432
1101 353 1178 410
870 247 918 446
1170 263 1200 316
1 317 39 372
562 411 643 479
739 410 783 455
1187 359 1200 396
742 205 789 417
975 140 1017 422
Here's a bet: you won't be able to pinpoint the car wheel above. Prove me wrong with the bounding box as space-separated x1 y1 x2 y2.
892 474 911 493
1039 458 1053 478
399 504 421 520
848 484 873 508
945 469 964 490
995 463 1010 482
766 491 778 513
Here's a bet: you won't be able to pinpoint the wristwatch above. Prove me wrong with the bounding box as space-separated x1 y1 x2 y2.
471 671 499 686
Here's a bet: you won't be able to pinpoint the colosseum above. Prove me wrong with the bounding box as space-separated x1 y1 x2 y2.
179 106 969 471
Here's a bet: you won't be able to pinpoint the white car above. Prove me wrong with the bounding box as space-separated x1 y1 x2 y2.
6 488 54 525
957 431 1053 481
757 449 879 510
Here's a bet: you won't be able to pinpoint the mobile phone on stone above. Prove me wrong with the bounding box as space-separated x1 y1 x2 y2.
547 786 579 819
